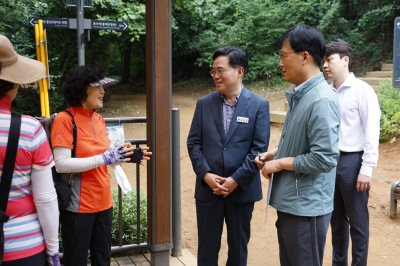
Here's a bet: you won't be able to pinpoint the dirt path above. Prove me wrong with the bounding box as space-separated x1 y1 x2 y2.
100 86 400 266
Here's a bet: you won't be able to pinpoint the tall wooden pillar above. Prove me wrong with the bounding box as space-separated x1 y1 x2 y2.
146 0 172 265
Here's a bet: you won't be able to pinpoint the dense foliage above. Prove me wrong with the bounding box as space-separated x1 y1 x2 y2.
111 189 148 247
377 80 400 143
1 0 400 114
172 0 400 82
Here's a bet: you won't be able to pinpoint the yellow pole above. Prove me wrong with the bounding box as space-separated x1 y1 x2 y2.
34 23 46 117
43 29 50 117
38 20 50 117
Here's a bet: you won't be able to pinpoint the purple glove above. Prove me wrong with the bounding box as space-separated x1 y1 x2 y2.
46 253 61 266
126 147 144 164
101 145 127 165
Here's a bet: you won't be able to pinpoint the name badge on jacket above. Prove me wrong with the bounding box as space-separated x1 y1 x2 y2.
237 116 249 123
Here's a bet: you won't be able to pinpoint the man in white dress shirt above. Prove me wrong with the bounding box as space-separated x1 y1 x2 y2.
323 39 381 266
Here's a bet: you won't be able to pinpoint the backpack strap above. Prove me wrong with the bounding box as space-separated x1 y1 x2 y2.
62 110 77 158
0 113 21 213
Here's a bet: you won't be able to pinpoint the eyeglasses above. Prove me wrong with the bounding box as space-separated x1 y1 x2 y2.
210 68 236 77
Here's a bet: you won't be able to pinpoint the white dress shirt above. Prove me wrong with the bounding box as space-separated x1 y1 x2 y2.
332 73 381 177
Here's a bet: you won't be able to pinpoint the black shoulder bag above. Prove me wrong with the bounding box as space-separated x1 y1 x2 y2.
52 110 77 210
0 113 21 264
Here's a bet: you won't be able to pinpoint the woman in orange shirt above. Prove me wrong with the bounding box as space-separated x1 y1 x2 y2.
51 66 151 266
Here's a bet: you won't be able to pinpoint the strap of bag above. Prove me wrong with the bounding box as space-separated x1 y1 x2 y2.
62 110 77 158
0 113 21 212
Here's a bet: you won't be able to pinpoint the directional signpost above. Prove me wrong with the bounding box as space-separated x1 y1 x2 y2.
90 20 128 31
29 1 128 66
30 18 70 29
29 18 128 31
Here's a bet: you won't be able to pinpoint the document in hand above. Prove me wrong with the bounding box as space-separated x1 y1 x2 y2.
106 123 132 193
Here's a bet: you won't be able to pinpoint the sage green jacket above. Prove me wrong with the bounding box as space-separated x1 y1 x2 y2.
270 73 340 217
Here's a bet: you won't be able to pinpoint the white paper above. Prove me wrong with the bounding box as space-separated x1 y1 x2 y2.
106 123 132 194
113 165 132 193
265 173 274 223
106 123 125 146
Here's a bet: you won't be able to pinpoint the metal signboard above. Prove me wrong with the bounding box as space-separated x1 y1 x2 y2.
29 15 128 66
90 20 129 31
393 17 400 88
29 18 70 29
30 18 128 31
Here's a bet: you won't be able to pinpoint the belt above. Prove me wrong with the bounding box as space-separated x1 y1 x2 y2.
340 150 363 155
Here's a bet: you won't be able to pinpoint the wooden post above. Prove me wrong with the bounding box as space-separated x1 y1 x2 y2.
146 0 172 264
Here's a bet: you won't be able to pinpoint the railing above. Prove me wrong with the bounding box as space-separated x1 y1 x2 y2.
104 117 149 253
105 110 182 256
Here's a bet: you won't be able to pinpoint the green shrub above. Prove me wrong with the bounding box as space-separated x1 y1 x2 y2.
111 189 148 247
377 80 400 142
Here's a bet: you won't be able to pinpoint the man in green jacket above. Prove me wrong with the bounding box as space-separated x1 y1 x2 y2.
255 25 340 266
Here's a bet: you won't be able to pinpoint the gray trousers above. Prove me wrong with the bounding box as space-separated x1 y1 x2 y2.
276 211 331 266
331 151 369 266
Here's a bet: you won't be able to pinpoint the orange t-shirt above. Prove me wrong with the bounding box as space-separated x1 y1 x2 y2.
51 106 113 213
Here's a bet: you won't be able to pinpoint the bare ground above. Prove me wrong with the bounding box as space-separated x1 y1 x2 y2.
99 83 400 266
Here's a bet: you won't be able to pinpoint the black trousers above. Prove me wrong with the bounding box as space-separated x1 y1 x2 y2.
1 250 45 266
196 197 254 266
331 151 369 266
276 211 331 266
60 207 113 266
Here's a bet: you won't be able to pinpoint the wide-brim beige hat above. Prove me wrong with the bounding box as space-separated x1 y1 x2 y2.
0 34 45 84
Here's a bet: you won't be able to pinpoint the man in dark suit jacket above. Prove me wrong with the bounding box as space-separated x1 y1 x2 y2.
187 46 270 266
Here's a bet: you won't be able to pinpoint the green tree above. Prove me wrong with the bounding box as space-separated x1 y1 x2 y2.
91 0 146 83
177 0 343 83
1 0 148 115
2 0 400 115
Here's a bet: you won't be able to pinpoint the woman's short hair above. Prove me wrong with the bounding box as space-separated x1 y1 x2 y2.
63 66 105 106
